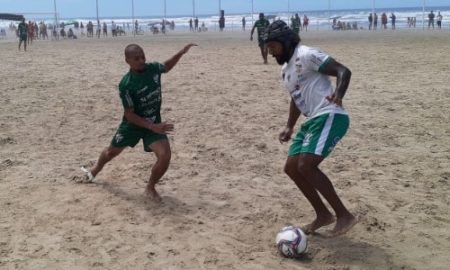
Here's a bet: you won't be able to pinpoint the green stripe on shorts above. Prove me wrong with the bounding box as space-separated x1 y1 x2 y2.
288 113 349 158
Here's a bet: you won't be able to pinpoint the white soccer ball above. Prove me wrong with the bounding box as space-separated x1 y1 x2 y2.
275 226 308 258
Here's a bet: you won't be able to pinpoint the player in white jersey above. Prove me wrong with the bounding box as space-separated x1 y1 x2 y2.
265 20 357 237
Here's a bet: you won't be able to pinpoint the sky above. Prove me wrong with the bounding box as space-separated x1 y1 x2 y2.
1 0 449 18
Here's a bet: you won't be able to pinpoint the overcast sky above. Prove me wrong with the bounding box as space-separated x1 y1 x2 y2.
2 0 448 18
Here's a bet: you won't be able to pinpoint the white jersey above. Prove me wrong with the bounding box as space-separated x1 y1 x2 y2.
281 45 347 119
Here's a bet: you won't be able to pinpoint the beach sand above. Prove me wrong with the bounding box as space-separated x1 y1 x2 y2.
1 29 450 270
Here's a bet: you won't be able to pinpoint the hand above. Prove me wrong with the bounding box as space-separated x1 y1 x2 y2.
150 122 174 134
181 43 197 54
326 93 343 107
279 127 294 143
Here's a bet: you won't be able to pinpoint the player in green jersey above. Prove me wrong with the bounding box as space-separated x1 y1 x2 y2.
18 18 28 51
81 43 197 203
250 13 270 64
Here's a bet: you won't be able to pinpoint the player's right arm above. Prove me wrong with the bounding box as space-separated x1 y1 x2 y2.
250 23 257 40
119 85 173 134
279 98 300 143
123 108 173 134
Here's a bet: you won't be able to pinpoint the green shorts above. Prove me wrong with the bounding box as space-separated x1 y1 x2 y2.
288 113 349 158
110 122 167 152
20 34 27 41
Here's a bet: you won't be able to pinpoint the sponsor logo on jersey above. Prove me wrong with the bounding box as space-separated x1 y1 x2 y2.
137 86 148 94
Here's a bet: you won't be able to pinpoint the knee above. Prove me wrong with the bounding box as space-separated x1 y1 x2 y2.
284 159 298 178
157 150 171 165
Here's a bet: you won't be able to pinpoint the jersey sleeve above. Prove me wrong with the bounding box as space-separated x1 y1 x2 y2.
302 47 332 73
147 62 166 74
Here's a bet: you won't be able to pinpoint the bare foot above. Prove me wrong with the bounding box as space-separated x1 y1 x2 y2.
145 188 162 203
301 213 335 234
326 214 358 237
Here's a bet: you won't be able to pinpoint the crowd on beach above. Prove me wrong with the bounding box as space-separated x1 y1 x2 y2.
188 17 209 32
336 10 444 30
6 18 178 43
4 9 447 48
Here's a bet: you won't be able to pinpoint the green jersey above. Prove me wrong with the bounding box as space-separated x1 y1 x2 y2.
254 19 270 39
18 22 27 37
118 62 166 124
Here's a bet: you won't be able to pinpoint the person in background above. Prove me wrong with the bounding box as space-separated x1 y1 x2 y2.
27 20 34 45
250 13 270 64
302 15 309 32
390 13 396 30
103 22 108 37
436 11 442 29
428 11 435 29
18 19 28 51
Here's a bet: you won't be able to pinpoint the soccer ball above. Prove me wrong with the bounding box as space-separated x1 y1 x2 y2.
275 226 308 258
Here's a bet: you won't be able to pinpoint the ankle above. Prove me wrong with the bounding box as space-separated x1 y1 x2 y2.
336 211 354 219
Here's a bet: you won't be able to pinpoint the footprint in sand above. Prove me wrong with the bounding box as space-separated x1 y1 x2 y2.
0 159 14 171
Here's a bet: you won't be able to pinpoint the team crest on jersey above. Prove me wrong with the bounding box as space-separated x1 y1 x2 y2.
310 54 323 66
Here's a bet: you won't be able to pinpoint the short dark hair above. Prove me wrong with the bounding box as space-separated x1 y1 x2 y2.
124 44 143 58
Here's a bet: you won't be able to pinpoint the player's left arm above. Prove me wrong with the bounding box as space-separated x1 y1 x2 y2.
163 43 197 73
320 58 352 107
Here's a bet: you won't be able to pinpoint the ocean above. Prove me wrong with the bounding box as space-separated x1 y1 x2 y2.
1 6 450 31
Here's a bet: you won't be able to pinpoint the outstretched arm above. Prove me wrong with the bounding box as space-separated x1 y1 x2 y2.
164 43 197 73
320 59 352 107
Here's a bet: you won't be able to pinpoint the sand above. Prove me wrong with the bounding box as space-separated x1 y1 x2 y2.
1 29 450 270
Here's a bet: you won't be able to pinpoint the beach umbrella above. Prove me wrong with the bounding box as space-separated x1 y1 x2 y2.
0 13 25 21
